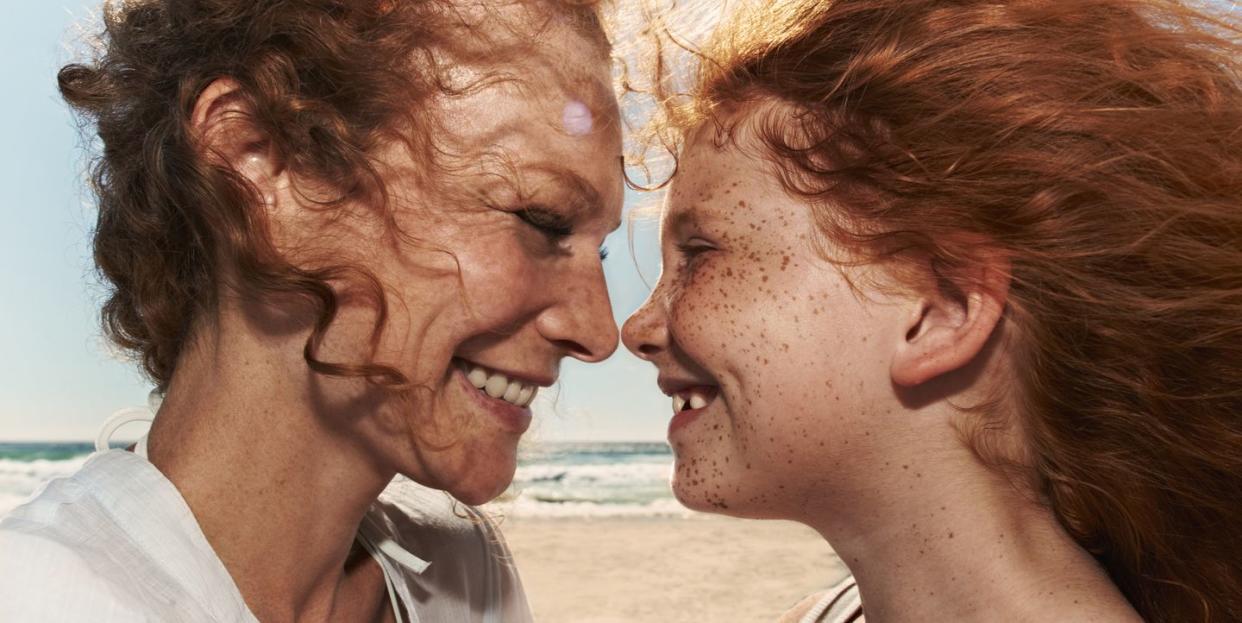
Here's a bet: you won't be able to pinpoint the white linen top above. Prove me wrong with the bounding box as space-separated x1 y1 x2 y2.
0 442 533 622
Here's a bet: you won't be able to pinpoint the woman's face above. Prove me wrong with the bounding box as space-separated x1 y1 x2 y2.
306 19 623 504
621 124 914 518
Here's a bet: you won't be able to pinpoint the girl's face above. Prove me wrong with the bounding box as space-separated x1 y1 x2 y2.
301 19 623 505
622 126 914 517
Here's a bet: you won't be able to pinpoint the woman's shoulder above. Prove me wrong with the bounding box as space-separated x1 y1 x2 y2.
371 477 533 623
375 475 489 534
0 529 149 621
371 476 510 562
0 450 255 623
0 450 140 542
0 453 157 622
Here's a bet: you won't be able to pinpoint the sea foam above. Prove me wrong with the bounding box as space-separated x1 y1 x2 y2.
0 442 686 518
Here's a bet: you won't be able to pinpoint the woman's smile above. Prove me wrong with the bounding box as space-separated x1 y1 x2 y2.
452 357 554 435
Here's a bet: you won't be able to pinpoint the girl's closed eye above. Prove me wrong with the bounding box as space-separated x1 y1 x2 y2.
677 237 716 270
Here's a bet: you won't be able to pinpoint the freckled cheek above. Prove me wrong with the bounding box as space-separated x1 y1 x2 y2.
666 266 752 353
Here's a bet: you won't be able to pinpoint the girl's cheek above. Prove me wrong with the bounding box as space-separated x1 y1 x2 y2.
671 260 744 341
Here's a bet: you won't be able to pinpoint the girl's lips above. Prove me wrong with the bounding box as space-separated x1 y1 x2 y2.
668 402 710 438
668 384 718 438
455 367 532 435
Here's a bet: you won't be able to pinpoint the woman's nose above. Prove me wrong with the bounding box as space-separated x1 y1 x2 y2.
536 259 619 363
621 290 669 362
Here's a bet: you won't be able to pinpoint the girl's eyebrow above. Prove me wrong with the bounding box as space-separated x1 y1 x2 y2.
665 178 727 234
665 200 721 238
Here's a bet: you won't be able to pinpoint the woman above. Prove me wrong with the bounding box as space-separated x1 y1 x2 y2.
623 0 1242 621
0 1 622 621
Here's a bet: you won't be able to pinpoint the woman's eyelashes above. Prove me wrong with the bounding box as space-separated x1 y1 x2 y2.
515 205 609 261
517 206 573 240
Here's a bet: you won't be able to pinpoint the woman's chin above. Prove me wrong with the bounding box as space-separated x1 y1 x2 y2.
445 465 517 506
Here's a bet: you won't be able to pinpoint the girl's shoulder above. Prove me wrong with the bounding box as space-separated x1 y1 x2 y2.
782 574 863 623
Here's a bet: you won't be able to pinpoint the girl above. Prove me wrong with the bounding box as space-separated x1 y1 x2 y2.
623 1 1242 621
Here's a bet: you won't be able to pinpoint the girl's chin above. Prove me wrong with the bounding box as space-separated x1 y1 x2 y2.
671 479 734 515
671 473 785 520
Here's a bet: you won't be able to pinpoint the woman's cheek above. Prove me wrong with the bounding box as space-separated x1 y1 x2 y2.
460 241 543 316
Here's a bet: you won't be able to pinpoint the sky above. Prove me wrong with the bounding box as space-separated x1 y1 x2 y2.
0 1 675 442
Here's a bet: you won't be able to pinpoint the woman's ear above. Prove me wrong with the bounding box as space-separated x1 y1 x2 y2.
190 78 285 206
890 253 1010 387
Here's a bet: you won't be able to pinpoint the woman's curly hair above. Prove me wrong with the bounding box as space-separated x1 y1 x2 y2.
60 0 607 390
636 0 1242 620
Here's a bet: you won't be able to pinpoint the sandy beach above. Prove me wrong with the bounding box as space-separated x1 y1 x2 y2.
500 515 848 623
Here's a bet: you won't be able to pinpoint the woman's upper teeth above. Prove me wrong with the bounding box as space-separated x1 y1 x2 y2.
465 363 537 407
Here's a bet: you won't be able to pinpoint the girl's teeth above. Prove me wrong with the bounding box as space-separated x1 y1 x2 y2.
464 363 538 407
672 388 716 414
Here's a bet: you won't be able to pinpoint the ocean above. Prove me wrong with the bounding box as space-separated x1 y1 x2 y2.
0 441 687 518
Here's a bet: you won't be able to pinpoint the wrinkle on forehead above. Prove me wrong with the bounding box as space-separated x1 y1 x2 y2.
426 0 614 113
431 41 617 148
379 3 621 221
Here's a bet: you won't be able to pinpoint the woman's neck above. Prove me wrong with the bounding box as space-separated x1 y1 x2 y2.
801 414 1141 623
145 320 396 622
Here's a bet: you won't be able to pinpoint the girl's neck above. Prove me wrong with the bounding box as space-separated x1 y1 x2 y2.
802 439 1141 623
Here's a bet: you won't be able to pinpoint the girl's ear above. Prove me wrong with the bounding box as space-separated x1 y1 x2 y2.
890 253 1010 387
190 78 286 208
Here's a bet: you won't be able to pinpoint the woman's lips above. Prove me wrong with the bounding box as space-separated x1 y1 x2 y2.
455 366 533 435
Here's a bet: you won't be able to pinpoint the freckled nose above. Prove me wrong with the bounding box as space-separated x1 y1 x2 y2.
539 263 619 363
622 293 668 361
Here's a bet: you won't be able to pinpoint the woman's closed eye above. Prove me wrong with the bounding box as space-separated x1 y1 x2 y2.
517 206 573 240
516 206 609 261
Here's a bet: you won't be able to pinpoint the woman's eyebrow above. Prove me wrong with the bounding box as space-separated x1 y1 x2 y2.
523 163 619 227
